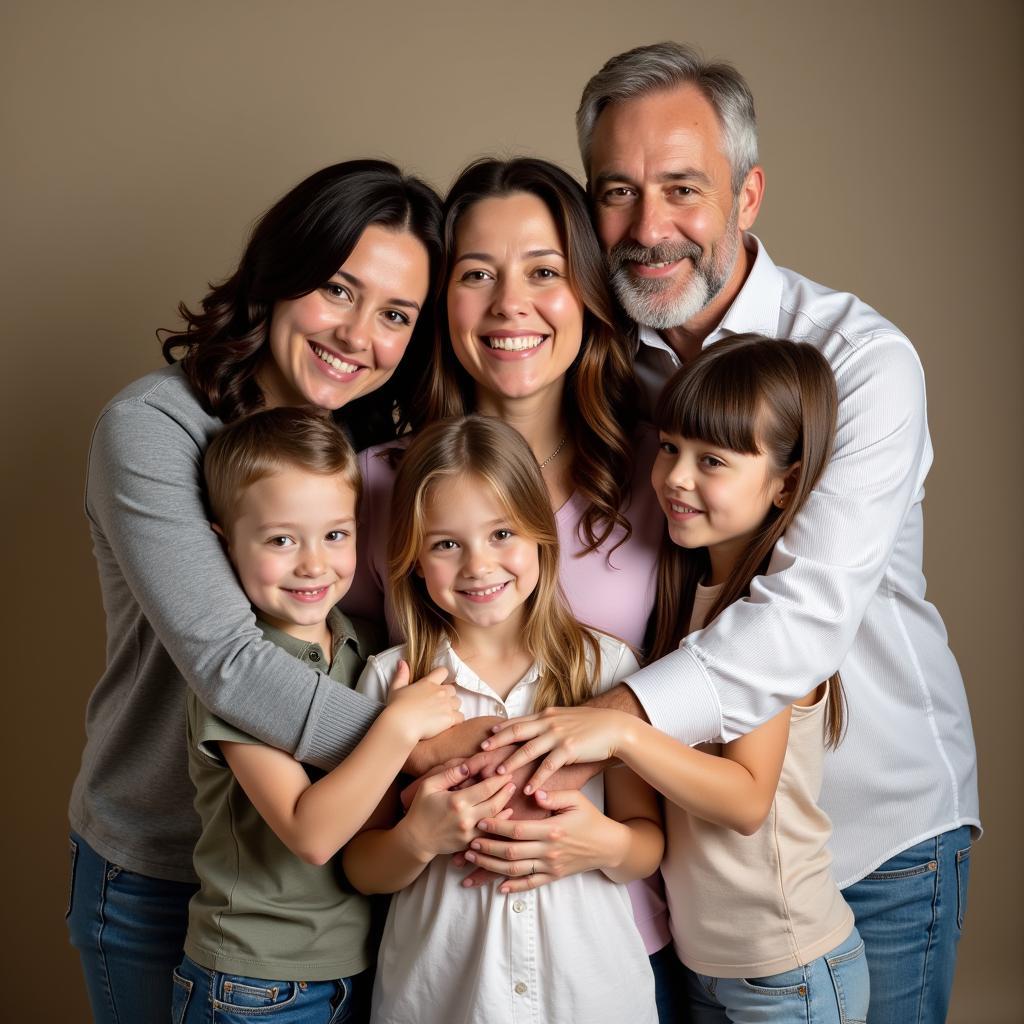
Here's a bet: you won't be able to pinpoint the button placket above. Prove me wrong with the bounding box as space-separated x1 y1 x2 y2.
508 889 537 1016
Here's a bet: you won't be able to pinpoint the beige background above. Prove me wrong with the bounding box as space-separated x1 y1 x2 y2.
2 1 1019 1019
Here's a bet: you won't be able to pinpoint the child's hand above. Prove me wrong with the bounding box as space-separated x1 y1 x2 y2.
383 660 463 744
482 707 630 794
402 763 517 859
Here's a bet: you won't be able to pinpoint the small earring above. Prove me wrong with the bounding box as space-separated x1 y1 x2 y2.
774 496 786 508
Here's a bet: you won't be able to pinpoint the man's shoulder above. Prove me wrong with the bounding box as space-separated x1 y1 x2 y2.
773 262 910 355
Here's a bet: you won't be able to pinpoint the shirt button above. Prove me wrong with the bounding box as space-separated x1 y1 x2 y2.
308 650 321 663
512 900 526 913
514 982 528 995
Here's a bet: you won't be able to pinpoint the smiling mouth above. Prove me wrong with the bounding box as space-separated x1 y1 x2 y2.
669 501 703 514
283 585 333 601
482 334 547 352
456 580 511 601
311 343 363 374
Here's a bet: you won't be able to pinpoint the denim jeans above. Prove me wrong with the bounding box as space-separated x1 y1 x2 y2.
172 955 368 1024
650 943 690 1023
65 831 198 1024
685 927 869 1023
842 825 972 1024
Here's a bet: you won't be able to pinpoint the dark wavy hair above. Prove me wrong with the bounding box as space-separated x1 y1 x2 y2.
161 160 442 449
416 157 640 554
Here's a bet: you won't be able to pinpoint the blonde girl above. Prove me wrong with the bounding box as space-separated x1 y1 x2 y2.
342 414 662 1024
486 336 870 1024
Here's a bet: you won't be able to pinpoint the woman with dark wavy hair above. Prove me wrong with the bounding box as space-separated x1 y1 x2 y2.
343 157 671 1004
67 160 442 1024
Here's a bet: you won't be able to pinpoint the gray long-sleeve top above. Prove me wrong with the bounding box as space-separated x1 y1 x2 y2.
69 364 382 881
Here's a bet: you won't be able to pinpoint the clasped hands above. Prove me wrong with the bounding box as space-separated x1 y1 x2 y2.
403 706 630 893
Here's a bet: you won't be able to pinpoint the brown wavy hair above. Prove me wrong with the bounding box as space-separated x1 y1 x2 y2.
646 335 846 747
161 160 442 450
390 416 602 712
415 158 640 554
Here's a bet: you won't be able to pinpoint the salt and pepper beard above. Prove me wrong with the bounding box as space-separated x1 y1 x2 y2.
606 203 741 331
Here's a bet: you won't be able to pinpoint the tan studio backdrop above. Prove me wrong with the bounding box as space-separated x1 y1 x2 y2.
1 1 1020 1020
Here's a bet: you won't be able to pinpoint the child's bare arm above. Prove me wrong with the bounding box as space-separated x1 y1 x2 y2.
222 663 461 865
620 709 791 834
482 703 791 835
600 767 664 883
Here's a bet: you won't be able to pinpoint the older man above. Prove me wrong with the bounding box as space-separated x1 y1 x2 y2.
595 43 980 1022
498 43 978 1022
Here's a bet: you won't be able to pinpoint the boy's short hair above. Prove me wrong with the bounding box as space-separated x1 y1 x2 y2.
204 408 361 529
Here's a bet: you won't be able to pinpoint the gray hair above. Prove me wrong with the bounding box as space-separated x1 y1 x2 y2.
576 41 758 194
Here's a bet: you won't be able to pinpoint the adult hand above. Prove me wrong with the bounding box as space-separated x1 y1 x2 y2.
481 707 632 794
452 758 550 885
462 787 629 894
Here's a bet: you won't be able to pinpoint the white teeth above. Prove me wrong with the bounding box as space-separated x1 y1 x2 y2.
463 582 508 596
312 344 360 374
670 502 701 514
485 335 545 351
647 261 672 268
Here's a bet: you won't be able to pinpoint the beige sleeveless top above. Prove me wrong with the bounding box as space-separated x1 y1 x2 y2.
662 583 854 978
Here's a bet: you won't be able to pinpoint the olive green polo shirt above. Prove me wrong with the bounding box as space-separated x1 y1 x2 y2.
184 608 382 981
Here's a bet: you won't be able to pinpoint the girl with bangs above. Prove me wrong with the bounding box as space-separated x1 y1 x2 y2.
485 336 870 1023
342 415 661 1024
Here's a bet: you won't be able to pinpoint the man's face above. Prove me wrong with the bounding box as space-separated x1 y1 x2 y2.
589 84 754 330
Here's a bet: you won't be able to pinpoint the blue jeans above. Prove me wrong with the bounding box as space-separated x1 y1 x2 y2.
842 825 972 1024
650 943 689 1023
172 955 368 1024
685 927 869 1023
65 831 198 1024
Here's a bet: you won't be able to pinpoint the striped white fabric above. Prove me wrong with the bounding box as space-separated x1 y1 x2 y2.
625 235 980 887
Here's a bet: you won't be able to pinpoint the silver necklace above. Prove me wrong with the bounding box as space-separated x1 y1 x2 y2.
538 436 568 470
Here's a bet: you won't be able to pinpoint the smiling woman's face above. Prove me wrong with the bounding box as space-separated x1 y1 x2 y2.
260 224 430 411
446 192 584 407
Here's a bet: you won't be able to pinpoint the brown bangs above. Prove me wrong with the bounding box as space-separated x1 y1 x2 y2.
655 346 765 455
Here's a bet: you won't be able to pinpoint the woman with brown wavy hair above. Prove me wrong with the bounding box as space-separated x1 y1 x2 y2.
349 157 662 642
67 159 443 1024
343 156 672 1002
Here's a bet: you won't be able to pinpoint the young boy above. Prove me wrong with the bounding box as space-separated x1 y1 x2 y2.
173 407 461 1024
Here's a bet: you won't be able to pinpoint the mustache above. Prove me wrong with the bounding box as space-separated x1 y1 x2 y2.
607 240 703 271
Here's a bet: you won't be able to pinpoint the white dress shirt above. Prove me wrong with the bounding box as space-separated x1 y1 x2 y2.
358 636 657 1024
626 235 979 888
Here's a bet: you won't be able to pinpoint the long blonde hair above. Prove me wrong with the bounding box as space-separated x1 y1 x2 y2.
390 415 601 711
647 335 847 747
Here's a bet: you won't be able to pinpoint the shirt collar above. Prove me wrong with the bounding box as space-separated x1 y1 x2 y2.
437 637 541 699
635 233 784 356
255 606 361 663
